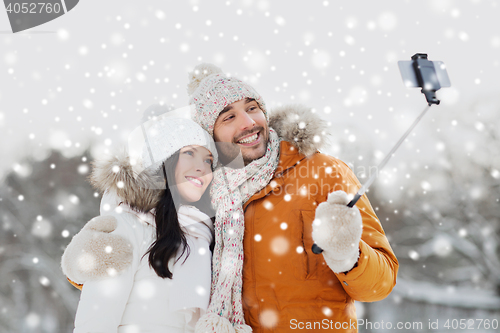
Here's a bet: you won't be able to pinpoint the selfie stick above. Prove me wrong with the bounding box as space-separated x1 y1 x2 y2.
312 53 449 254
345 104 431 208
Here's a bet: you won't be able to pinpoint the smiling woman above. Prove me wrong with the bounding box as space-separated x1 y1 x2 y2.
61 116 219 333
174 145 214 204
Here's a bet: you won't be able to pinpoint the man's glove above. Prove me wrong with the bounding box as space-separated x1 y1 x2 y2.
61 215 133 287
312 191 363 274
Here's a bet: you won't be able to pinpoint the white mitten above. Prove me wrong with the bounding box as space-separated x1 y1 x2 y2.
61 215 133 285
312 191 363 273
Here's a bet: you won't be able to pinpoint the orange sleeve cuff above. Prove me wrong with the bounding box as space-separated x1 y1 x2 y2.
67 277 83 291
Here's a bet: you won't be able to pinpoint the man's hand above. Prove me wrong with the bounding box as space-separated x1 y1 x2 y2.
312 191 363 274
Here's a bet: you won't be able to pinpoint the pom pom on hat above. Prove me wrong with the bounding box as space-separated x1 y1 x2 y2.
187 63 223 95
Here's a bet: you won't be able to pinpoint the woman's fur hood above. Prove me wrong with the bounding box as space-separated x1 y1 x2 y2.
90 104 329 213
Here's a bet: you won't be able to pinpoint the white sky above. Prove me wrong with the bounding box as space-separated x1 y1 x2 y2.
1 0 499 181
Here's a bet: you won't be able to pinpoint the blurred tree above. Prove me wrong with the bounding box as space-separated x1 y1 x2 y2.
0 149 100 333
394 96 500 293
329 96 500 296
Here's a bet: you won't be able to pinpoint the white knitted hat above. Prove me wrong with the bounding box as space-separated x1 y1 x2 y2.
187 63 268 136
128 109 218 180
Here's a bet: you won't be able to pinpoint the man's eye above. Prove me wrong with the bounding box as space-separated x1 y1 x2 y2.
224 115 234 121
247 106 257 112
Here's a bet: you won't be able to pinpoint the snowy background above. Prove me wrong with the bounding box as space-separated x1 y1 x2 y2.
1 0 499 332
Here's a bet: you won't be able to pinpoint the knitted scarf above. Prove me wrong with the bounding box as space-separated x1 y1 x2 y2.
195 128 281 333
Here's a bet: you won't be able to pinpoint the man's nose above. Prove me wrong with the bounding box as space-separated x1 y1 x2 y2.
238 112 256 130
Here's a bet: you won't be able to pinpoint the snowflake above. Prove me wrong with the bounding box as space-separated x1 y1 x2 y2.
408 250 419 260
196 285 206 296
31 219 52 238
25 313 40 328
39 276 50 287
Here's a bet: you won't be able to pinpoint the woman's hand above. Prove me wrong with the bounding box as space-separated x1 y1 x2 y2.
61 215 133 286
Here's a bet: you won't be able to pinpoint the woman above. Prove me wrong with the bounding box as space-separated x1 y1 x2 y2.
61 116 218 333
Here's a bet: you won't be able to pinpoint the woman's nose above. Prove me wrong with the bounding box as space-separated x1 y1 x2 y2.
194 158 210 174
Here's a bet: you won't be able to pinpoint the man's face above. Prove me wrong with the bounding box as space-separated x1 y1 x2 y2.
213 98 269 166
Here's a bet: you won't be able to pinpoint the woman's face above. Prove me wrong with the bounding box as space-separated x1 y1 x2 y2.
174 145 213 203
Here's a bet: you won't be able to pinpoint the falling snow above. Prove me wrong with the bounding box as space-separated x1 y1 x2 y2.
1 0 500 331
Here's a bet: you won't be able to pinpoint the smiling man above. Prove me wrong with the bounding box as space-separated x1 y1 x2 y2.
213 97 269 165
187 64 399 333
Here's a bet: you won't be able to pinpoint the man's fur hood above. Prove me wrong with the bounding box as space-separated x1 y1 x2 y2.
90 104 329 213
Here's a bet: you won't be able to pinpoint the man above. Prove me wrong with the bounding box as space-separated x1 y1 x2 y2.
187 64 398 333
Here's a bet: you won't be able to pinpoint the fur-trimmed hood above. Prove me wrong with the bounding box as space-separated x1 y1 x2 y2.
90 104 329 213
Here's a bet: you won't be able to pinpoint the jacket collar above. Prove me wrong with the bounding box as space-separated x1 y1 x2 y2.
243 140 310 210
275 141 307 177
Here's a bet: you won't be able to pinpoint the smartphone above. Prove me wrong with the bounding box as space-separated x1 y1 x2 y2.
398 53 451 104
398 55 451 89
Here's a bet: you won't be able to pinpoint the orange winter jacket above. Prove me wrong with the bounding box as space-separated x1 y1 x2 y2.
242 141 399 333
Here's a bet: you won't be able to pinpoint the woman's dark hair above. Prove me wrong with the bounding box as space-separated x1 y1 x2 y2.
145 149 215 279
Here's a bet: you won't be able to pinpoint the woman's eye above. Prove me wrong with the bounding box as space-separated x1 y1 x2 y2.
205 159 213 165
184 150 194 156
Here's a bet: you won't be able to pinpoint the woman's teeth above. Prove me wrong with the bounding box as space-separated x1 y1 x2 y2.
238 133 258 144
186 177 202 185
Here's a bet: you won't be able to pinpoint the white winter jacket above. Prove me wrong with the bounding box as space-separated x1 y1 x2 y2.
72 192 213 333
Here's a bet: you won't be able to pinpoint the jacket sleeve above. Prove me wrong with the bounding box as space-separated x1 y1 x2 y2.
73 213 141 333
319 158 399 302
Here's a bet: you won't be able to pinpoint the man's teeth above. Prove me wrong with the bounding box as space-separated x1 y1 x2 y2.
238 133 258 144
186 177 202 185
